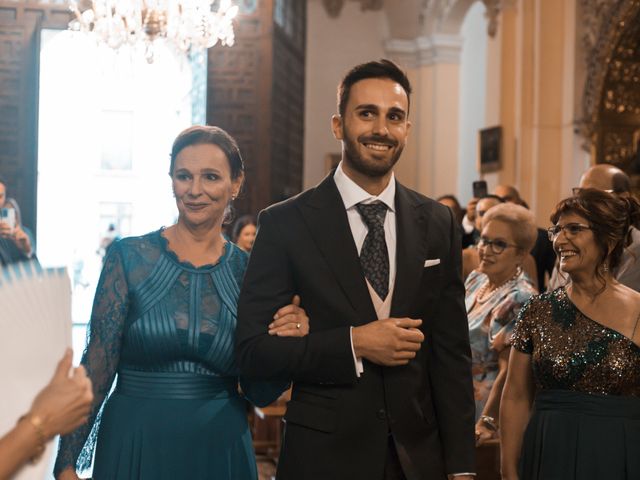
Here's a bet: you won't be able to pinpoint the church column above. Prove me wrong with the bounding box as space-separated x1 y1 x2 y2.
386 34 464 198
516 0 577 224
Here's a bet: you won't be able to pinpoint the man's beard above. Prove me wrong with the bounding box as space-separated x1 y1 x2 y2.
341 127 404 178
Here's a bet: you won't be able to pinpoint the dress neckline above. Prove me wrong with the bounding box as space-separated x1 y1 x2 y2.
560 287 640 350
157 228 233 272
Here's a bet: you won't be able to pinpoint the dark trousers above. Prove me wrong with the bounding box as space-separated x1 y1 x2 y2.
384 435 407 480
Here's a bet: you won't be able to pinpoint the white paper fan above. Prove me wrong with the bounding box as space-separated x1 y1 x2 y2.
0 260 72 479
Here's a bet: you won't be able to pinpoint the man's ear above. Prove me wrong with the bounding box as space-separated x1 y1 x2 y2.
331 114 343 141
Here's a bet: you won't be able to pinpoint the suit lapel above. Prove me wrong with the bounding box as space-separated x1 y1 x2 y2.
298 173 377 325
391 182 428 317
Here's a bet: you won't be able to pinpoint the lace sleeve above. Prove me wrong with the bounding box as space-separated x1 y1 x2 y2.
54 242 129 476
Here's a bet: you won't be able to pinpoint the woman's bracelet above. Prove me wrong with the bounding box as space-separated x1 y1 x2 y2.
480 414 498 432
18 414 47 464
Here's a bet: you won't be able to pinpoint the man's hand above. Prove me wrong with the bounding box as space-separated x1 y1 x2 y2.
352 318 424 366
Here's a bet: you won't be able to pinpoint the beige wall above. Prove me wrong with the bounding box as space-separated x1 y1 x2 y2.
503 0 586 226
304 0 388 189
304 0 589 226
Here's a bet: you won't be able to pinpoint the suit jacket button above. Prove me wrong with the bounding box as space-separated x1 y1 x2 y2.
377 409 386 420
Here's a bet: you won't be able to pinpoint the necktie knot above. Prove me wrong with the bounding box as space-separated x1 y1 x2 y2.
356 202 388 229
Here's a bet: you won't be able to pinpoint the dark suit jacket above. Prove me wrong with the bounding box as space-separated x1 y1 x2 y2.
530 228 555 292
236 173 475 480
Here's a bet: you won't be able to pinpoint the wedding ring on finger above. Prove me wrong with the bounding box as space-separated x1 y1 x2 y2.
296 322 301 329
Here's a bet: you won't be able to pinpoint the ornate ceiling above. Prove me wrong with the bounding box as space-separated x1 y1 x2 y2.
320 0 504 38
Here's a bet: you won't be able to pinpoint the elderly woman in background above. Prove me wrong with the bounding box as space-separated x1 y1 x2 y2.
55 126 309 480
463 196 539 288
501 189 640 480
464 203 538 445
232 214 257 252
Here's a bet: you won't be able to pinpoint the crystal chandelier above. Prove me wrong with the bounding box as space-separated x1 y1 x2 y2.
68 0 239 61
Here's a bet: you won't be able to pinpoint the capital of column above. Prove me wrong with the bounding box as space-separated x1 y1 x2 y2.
384 34 464 68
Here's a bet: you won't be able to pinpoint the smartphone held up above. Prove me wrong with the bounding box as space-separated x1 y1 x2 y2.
472 180 488 199
0 207 16 231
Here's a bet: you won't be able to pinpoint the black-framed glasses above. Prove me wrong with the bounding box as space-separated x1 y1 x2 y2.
547 223 592 241
477 237 518 254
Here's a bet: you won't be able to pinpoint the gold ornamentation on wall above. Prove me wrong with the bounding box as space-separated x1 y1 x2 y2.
579 0 640 173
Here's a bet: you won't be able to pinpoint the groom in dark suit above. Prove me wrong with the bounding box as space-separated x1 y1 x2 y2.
236 60 475 480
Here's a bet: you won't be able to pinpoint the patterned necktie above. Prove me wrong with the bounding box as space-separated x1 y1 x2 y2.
356 202 389 301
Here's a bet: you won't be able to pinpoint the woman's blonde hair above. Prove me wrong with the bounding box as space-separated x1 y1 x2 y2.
482 202 537 252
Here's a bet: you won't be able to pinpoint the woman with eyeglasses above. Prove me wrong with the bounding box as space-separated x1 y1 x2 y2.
501 188 640 480
464 203 538 446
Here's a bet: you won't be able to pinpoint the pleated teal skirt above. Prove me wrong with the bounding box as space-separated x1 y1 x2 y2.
92 370 258 480
519 389 640 480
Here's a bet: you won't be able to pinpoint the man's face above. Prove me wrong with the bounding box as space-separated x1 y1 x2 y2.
332 78 410 178
0 182 6 209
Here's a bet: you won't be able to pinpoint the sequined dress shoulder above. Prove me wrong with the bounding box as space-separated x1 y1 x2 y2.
512 287 640 396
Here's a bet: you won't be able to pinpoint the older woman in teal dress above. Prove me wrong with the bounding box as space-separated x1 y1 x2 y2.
464 202 538 445
54 126 309 480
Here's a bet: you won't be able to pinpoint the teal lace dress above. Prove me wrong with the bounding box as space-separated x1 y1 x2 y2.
54 230 286 479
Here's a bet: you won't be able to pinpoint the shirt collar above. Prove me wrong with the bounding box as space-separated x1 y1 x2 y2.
333 161 396 212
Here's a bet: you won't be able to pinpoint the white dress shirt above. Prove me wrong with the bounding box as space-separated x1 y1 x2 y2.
334 162 396 376
334 164 475 478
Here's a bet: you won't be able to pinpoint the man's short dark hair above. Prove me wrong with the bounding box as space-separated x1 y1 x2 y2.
337 59 412 117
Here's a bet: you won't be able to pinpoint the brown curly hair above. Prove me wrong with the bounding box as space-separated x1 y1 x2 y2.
550 188 640 286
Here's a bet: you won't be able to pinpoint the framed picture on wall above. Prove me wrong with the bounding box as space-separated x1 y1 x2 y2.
478 126 502 174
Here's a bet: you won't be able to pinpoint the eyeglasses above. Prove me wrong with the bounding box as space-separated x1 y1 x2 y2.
572 187 615 195
547 223 592 241
477 237 518 254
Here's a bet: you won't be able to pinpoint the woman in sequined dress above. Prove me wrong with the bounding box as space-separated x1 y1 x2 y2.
465 203 538 445
54 126 309 480
501 188 640 480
